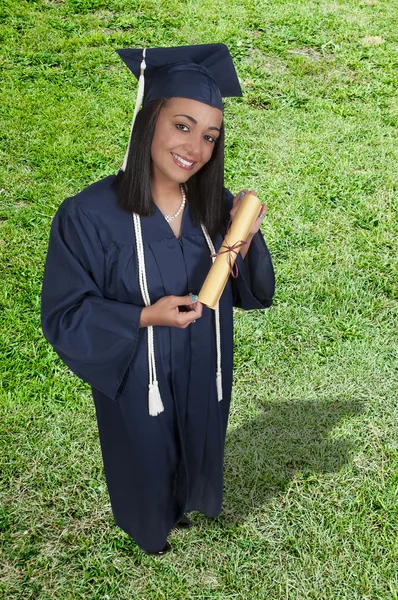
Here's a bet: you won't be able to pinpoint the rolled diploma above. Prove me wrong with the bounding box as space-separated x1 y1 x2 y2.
199 193 262 310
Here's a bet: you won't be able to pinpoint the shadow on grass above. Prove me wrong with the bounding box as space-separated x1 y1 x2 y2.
222 398 363 523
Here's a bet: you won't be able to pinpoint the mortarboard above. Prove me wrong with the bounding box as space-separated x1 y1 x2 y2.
116 44 242 171
116 44 242 110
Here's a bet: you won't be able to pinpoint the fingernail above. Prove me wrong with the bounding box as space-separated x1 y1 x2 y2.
189 293 198 302
239 192 244 199
259 213 265 219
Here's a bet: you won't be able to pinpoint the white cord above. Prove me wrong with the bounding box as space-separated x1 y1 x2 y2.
133 213 164 417
120 49 147 173
201 225 223 402
133 212 222 413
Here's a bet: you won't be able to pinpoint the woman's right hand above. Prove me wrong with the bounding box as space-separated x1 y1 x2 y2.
139 294 203 328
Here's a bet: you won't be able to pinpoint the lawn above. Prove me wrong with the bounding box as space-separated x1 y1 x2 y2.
1 0 397 598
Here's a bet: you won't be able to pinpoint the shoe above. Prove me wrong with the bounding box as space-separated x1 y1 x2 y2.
147 541 172 556
176 514 192 529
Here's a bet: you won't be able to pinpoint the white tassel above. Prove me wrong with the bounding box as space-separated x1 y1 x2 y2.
120 49 147 172
148 380 164 416
216 370 223 401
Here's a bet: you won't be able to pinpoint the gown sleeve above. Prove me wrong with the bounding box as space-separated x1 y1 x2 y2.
41 197 143 400
223 189 275 310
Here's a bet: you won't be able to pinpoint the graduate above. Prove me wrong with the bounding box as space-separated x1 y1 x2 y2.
41 44 275 555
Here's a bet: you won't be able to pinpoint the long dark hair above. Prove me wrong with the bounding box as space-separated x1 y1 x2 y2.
112 99 225 238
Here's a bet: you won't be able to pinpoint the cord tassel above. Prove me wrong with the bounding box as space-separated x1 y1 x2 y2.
216 369 223 401
149 380 164 416
120 49 146 172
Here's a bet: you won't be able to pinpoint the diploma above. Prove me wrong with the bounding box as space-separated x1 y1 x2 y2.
199 193 262 310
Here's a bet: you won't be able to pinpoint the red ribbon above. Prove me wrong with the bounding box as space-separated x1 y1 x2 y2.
211 239 247 278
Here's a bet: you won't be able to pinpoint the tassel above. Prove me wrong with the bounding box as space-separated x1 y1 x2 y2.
216 370 223 402
120 49 147 172
148 380 164 416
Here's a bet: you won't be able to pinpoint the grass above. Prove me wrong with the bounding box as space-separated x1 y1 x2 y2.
1 0 397 598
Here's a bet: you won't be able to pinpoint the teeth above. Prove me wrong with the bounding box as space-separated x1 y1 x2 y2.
172 153 194 167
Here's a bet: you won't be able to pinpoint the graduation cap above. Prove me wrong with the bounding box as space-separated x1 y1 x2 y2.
116 44 242 171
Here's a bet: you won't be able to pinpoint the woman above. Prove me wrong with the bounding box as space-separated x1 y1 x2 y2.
41 44 275 554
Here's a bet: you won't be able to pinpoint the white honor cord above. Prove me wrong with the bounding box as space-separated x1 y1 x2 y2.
120 49 147 173
133 213 164 417
201 225 223 402
133 213 222 414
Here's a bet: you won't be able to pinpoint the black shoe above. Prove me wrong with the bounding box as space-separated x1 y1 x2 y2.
176 514 192 528
147 541 172 556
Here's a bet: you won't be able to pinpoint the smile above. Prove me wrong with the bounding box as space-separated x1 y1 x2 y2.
171 153 196 170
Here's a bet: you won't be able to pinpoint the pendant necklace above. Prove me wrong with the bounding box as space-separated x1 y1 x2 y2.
164 184 186 223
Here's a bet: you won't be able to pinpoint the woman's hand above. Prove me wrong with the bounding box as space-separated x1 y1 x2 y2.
139 294 202 328
230 190 267 259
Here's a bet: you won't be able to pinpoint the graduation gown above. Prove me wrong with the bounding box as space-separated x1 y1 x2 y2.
41 175 275 552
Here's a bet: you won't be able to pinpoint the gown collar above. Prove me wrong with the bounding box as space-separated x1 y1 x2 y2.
140 201 201 243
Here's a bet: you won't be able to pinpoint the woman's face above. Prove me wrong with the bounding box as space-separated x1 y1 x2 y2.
150 97 223 186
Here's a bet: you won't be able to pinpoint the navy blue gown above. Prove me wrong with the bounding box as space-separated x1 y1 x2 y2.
41 175 275 552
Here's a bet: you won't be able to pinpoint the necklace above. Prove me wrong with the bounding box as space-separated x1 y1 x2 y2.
164 184 186 223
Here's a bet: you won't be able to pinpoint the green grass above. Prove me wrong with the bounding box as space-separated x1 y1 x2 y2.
1 0 397 598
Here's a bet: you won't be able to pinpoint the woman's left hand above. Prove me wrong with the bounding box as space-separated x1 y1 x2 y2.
230 190 267 258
